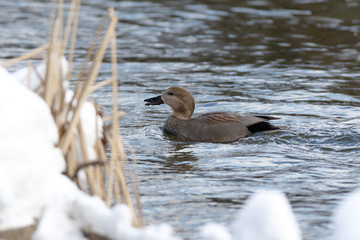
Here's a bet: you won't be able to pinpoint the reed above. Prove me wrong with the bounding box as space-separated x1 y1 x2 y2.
2 0 144 229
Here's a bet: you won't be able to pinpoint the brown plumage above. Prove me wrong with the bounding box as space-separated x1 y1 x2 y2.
145 87 280 143
198 112 245 124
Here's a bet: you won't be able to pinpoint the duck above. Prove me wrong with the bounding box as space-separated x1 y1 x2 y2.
144 87 280 143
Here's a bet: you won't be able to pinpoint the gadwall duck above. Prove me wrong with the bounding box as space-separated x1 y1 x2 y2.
144 87 280 143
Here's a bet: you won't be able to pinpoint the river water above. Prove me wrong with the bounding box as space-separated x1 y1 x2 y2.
1 0 360 239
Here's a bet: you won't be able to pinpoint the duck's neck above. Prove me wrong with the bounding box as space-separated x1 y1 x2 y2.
164 115 188 135
172 111 192 120
171 103 194 120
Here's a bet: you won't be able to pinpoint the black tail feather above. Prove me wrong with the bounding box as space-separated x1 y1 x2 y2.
255 115 281 120
247 122 279 133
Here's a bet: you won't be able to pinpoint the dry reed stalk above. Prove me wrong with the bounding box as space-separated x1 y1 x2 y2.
3 0 144 229
115 142 141 227
106 14 118 207
76 121 96 195
62 0 80 54
48 0 57 40
70 4 143 227
77 117 106 200
45 19 62 107
1 45 48 68
106 131 117 206
63 0 81 83
109 27 143 226
89 78 114 93
26 61 33 89
68 139 78 181
114 179 121 205
58 8 118 155
74 12 107 99
125 141 145 227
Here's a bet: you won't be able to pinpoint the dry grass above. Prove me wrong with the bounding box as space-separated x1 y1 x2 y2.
2 0 144 228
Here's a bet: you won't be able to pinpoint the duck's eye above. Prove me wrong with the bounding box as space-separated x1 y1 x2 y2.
168 92 174 96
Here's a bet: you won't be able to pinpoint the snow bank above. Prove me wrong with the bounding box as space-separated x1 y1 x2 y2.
12 59 102 162
333 189 360 240
12 57 69 95
200 223 232 240
0 65 180 240
12 58 103 188
232 190 302 240
0 65 65 230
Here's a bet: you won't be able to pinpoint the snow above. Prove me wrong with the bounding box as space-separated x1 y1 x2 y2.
232 190 302 240
12 59 103 188
333 189 360 240
200 223 232 240
12 59 102 163
0 65 65 230
0 64 180 240
12 56 69 95
77 100 103 161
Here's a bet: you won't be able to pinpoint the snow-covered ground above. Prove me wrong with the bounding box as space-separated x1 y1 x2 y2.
0 64 179 240
0 62 358 240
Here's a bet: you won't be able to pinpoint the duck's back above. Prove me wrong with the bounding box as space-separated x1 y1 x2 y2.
165 111 279 143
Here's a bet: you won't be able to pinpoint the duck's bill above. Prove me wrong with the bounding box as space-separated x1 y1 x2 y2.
144 95 164 105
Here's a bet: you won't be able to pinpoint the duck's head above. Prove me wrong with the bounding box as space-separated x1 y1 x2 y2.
145 87 195 120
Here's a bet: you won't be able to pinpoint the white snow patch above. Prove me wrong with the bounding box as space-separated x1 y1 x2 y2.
333 189 360 240
200 223 232 240
232 190 302 240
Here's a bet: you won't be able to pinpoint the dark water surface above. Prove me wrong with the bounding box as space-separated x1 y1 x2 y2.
1 0 360 239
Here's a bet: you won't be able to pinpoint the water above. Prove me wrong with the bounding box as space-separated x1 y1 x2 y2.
1 0 360 239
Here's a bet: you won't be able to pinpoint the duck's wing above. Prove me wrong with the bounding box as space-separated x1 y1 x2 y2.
197 111 279 125
197 111 245 124
197 111 279 133
182 112 280 142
